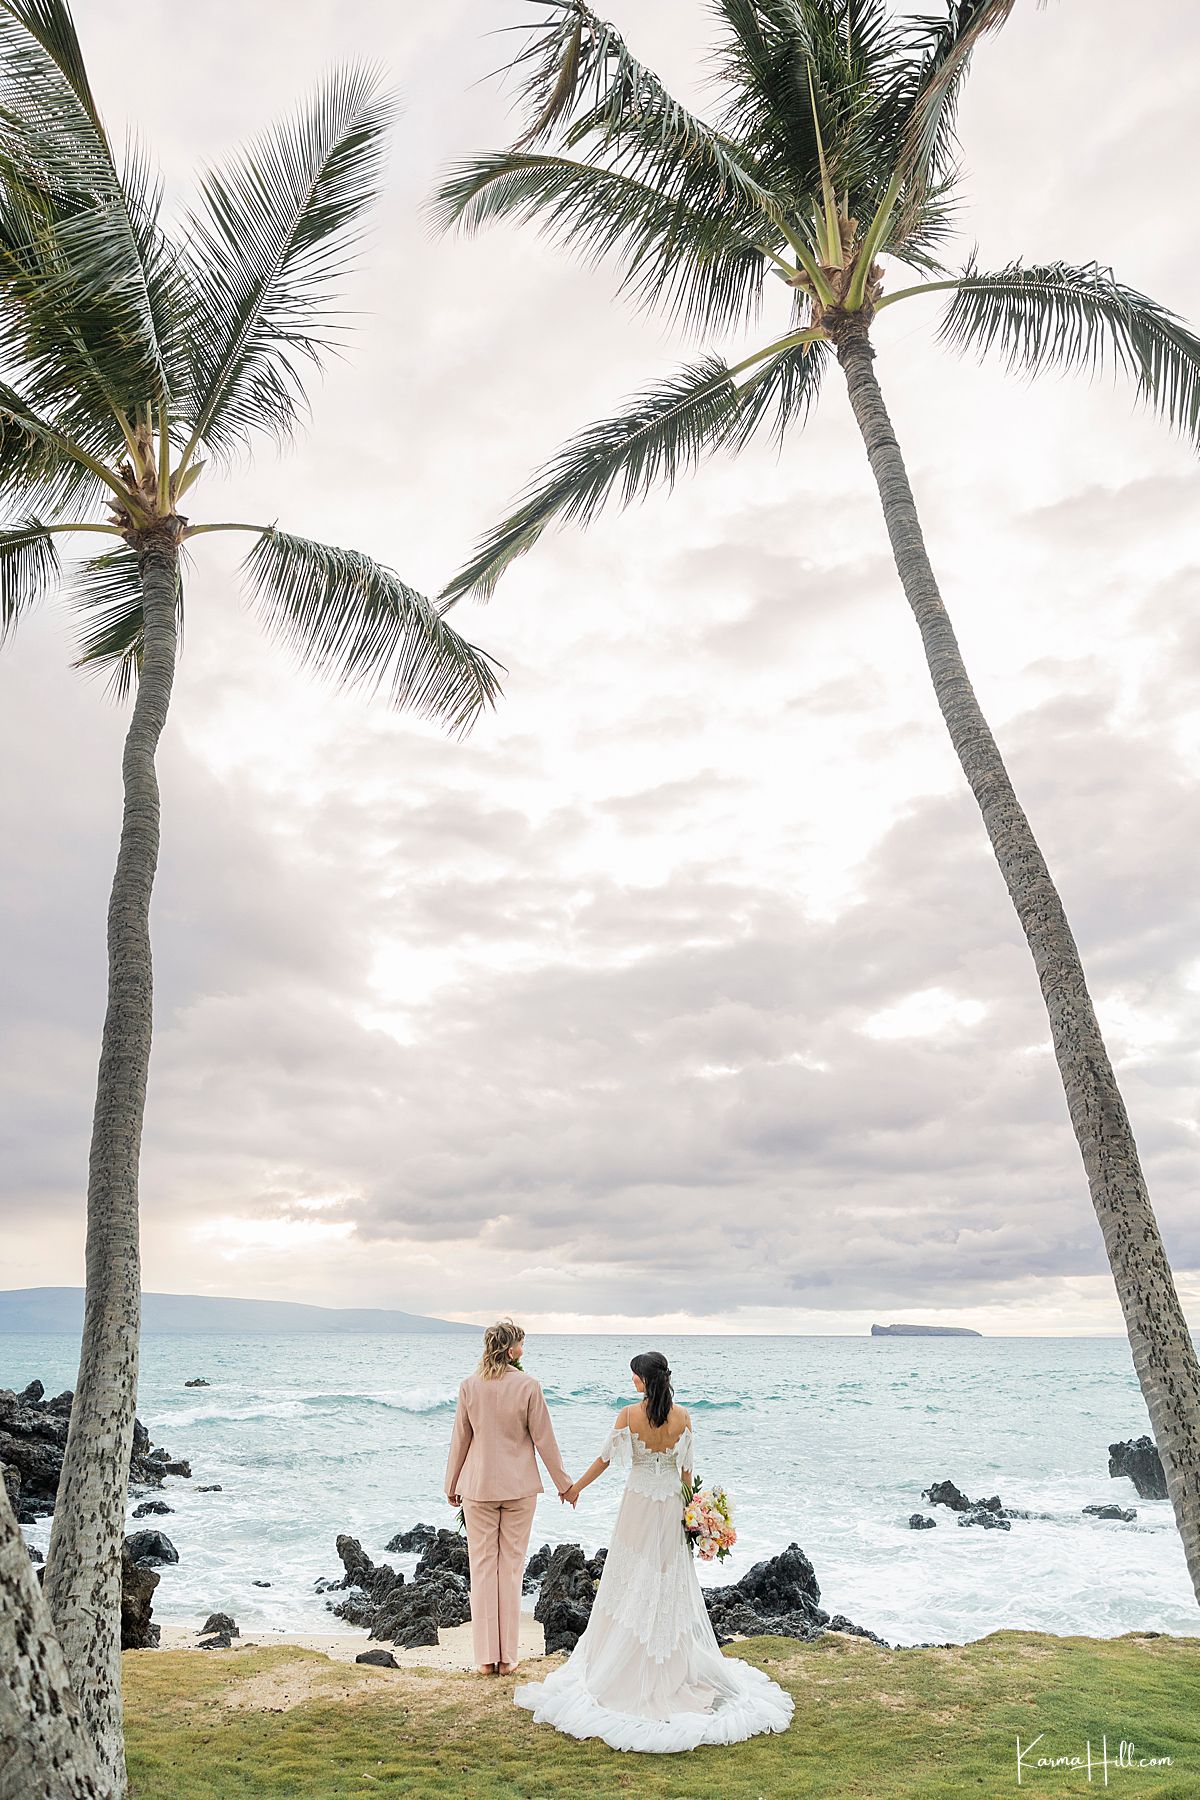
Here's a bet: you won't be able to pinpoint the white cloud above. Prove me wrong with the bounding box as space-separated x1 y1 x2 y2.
2 1 1200 1334
863 989 989 1042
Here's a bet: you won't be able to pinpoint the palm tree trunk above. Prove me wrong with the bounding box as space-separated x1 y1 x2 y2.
835 328 1200 1603
42 523 180 1798
0 1480 102 1799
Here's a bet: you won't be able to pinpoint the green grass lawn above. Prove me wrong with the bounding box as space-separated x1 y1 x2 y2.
123 1630 1197 1800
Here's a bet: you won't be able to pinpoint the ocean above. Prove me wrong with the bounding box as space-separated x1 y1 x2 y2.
8 1331 1196 1647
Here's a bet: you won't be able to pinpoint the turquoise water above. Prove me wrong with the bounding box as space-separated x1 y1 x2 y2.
7 1331 1196 1646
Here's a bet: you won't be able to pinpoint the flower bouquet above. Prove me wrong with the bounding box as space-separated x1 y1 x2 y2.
681 1475 737 1561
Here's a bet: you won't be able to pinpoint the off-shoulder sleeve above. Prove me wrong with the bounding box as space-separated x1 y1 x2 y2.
599 1422 632 1468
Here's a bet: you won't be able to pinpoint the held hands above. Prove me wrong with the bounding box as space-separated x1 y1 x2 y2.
559 1480 581 1508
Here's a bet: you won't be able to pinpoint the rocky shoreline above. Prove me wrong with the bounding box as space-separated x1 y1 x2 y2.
2 1377 196 1650
320 1523 893 1654
1 1378 186 1524
5 1371 1172 1660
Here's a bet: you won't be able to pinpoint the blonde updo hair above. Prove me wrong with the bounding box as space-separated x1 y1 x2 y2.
479 1318 524 1379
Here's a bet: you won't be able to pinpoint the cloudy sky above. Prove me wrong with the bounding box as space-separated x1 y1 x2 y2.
2 1 1199 1334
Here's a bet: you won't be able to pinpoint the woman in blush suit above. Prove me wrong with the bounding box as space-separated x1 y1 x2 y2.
445 1319 574 1674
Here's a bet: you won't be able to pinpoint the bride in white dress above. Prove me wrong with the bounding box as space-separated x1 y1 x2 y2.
514 1352 794 1754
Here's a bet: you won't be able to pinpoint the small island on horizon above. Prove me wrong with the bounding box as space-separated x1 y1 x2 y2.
871 1323 983 1337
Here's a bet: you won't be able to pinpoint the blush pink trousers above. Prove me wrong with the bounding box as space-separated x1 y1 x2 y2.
462 1495 538 1668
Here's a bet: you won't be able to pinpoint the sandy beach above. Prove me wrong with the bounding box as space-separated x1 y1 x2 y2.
157 1615 548 1672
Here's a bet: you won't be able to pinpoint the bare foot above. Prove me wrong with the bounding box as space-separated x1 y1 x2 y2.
498 1661 519 1675
477 1663 497 1675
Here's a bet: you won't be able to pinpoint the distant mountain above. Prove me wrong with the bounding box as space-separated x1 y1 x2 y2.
871 1322 982 1337
0 1288 477 1335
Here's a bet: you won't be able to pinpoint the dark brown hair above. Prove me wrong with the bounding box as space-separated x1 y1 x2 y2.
631 1351 673 1428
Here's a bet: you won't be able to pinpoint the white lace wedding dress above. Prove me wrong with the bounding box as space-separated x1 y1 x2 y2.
514 1421 794 1753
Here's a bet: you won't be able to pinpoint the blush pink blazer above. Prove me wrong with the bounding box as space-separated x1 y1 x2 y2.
445 1369 569 1502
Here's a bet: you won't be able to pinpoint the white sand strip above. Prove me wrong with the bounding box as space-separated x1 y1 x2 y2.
157 1615 548 1673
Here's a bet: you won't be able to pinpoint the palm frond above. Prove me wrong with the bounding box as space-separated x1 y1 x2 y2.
0 0 104 136
241 528 501 734
0 376 76 477
890 1 1018 189
181 64 391 462
882 171 959 276
714 0 901 216
504 1 782 241
434 150 770 333
70 544 183 699
0 376 112 514
726 332 829 450
0 0 178 420
936 259 1200 445
442 354 775 603
0 514 58 637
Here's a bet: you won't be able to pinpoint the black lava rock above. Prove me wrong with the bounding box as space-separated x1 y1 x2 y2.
923 1480 1017 1523
921 1480 973 1512
704 1597 764 1645
126 1528 179 1567
533 1545 604 1654
416 1567 471 1628
328 1535 446 1649
1083 1503 1137 1522
702 1543 883 1648
373 1583 440 1649
333 1535 399 1605
1 1383 177 1522
415 1529 471 1584
734 1543 823 1617
196 1485 223 1493
909 1514 936 1530
356 1649 399 1668
385 1524 437 1554
121 1543 161 1649
330 1588 380 1629
184 1379 210 1388
1108 1437 1167 1501
0 1387 68 1519
132 1500 174 1519
201 1612 238 1638
523 1542 552 1594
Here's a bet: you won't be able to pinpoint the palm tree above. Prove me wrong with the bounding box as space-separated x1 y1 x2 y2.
0 1486 100 1798
436 0 1200 1602
0 3 499 1789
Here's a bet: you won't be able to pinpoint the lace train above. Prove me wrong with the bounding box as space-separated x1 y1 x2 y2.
515 1624 795 1754
514 1418 794 1753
